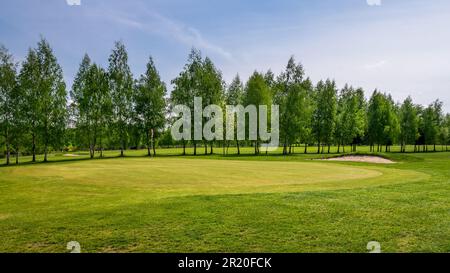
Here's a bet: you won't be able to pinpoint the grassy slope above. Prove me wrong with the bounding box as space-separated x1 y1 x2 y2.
0 148 449 253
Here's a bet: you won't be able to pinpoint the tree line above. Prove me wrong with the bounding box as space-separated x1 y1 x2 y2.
1 38 449 165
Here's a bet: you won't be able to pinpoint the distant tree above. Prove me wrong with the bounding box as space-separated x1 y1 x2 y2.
300 78 315 154
71 57 111 159
264 69 276 90
18 49 40 161
71 54 91 154
65 100 79 152
351 88 367 152
312 79 337 153
438 119 449 151
108 41 133 157
158 129 175 148
9 89 26 164
19 39 67 162
367 91 400 152
39 39 67 161
71 54 91 99
421 107 434 152
171 48 203 155
244 71 272 154
0 45 17 165
92 66 112 157
422 100 443 152
225 74 244 154
433 100 444 152
368 91 386 152
382 95 400 152
334 84 354 153
134 57 167 156
198 57 224 154
275 56 308 155
399 96 419 152
335 87 367 153
443 114 450 151
416 105 426 151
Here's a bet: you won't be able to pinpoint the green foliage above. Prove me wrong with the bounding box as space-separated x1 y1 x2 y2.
422 100 443 149
367 91 400 151
226 74 244 106
134 57 167 156
263 69 276 90
18 38 67 162
442 114 450 146
312 79 337 153
244 71 271 108
383 95 400 148
170 48 204 155
199 57 224 107
171 48 203 108
18 49 40 159
399 96 419 151
199 57 225 154
274 56 312 154
0 45 18 164
225 74 244 153
335 85 367 151
244 71 272 154
171 49 225 154
71 55 111 158
108 41 133 156
158 129 175 148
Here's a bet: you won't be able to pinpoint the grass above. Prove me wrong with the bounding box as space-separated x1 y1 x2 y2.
0 147 449 253
2 144 449 165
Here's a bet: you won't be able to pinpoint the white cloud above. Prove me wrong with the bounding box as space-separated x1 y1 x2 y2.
66 0 81 6
366 0 382 6
149 12 233 60
80 1 450 112
364 60 388 70
109 10 233 61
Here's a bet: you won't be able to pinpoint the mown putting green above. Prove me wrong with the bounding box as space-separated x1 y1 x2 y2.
0 158 425 197
0 153 447 253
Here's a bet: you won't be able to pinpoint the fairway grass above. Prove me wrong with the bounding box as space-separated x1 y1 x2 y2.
0 152 448 252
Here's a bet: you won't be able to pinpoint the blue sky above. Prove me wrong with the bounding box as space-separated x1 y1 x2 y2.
1 0 450 112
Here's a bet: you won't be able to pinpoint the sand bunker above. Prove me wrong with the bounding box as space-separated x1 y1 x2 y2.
322 155 395 164
63 154 80 157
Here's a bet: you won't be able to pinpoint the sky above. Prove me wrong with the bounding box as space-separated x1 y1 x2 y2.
1 0 449 112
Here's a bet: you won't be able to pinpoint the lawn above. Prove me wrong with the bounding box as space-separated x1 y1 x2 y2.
0 149 449 252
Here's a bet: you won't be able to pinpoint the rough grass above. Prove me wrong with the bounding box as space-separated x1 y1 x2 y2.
0 148 449 253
